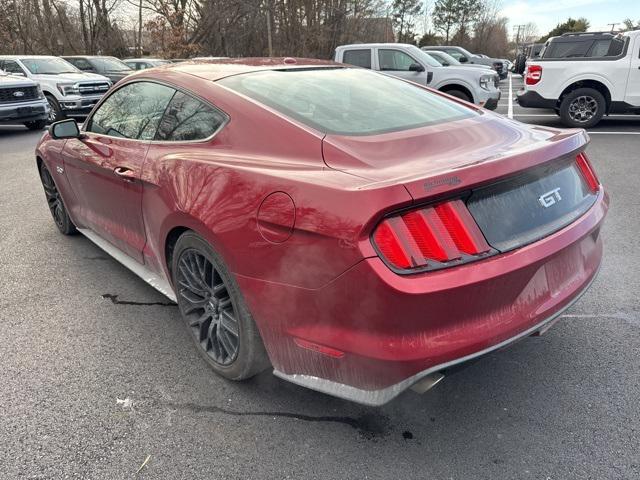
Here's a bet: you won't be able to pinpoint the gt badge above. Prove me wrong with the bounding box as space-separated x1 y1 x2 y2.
538 187 561 208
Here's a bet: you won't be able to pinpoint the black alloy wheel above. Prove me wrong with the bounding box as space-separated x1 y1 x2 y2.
172 232 269 380
559 88 605 128
39 164 76 235
177 249 240 365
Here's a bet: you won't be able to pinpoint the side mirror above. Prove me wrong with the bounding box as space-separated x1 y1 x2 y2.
50 119 81 139
409 63 425 72
459 56 468 63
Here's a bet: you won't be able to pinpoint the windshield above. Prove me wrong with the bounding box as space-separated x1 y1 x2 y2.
219 67 475 136
93 57 132 72
20 57 79 74
429 51 461 66
407 46 442 67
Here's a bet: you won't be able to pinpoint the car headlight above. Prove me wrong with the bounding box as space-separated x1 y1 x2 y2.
56 82 80 96
36 84 44 98
479 75 493 89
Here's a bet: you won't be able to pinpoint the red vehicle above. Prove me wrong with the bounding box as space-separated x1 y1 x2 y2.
36 58 608 406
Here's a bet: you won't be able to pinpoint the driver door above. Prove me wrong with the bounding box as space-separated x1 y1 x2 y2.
376 48 429 86
62 81 176 262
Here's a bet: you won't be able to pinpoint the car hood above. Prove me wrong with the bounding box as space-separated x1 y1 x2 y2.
31 72 110 83
321 112 588 201
433 65 490 79
0 73 37 87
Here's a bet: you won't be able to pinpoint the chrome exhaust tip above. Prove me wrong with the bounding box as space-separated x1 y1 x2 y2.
410 372 445 394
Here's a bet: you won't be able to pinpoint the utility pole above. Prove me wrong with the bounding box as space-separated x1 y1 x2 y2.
607 22 619 32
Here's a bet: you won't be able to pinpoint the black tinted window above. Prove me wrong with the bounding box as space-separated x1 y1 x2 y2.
589 40 611 57
155 91 226 141
88 82 175 139
546 40 591 58
342 50 371 69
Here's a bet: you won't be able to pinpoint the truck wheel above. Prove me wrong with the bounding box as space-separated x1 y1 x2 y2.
45 94 64 123
559 88 605 128
24 120 47 130
444 89 471 103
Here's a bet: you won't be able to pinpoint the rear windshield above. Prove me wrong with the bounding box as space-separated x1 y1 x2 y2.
219 68 475 136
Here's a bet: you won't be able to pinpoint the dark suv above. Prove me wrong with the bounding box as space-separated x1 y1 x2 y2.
61 56 133 83
540 32 626 59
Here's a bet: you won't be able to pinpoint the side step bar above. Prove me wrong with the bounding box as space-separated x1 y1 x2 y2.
78 228 177 302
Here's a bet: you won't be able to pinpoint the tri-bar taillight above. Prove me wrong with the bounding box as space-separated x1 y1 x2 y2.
373 152 600 273
372 199 491 272
575 152 600 192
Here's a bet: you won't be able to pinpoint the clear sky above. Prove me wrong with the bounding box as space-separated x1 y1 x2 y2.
500 0 640 37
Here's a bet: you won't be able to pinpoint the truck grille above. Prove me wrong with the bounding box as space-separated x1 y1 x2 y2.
0 86 39 103
78 82 110 96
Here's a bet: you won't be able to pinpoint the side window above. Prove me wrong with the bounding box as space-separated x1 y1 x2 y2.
547 41 590 58
155 91 226 141
138 62 149 70
447 50 465 61
378 49 417 71
88 81 175 140
342 49 371 69
71 58 95 71
2 60 26 75
588 40 611 57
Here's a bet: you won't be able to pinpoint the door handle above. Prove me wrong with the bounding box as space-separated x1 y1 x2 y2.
114 166 137 182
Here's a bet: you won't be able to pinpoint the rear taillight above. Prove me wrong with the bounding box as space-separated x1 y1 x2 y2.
372 199 491 272
575 152 600 192
525 64 542 85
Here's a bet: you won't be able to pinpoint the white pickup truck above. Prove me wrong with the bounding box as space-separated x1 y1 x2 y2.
335 43 501 110
0 55 111 123
517 30 640 127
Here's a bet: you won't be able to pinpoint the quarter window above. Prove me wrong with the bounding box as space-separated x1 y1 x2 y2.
155 91 226 141
342 50 372 69
378 50 417 71
87 81 175 140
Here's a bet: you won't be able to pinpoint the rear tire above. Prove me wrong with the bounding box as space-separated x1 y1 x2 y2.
24 119 47 130
172 231 270 380
38 163 77 235
559 88 605 128
443 89 472 103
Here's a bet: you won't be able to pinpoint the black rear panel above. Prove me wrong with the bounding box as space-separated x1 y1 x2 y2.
467 157 597 252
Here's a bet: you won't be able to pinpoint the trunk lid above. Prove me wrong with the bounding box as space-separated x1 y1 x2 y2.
322 113 596 254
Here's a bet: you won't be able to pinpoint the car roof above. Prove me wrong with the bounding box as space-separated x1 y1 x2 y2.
0 55 61 59
337 43 416 49
62 55 115 58
124 58 166 62
163 57 342 81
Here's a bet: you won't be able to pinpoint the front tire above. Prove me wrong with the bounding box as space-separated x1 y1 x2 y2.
443 89 472 103
172 232 269 380
24 119 47 130
38 163 77 235
559 88 605 128
45 94 64 123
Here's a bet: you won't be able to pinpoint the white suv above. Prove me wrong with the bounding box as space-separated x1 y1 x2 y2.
0 55 111 122
517 30 640 127
335 44 501 110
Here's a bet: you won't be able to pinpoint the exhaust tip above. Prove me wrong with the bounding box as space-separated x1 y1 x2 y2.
410 372 445 394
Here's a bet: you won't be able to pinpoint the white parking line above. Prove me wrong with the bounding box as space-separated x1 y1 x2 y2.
507 73 513 119
588 131 640 135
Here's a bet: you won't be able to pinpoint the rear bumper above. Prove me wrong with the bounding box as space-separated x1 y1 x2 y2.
240 189 608 405
516 89 557 109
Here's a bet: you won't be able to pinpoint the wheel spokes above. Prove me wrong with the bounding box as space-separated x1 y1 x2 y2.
177 249 240 365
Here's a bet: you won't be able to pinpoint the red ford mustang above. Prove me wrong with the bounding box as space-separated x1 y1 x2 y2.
36 58 608 406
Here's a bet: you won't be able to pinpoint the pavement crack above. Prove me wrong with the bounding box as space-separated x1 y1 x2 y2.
102 294 176 307
163 401 389 439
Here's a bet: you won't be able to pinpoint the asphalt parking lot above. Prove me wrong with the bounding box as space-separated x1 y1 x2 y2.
1 75 638 479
